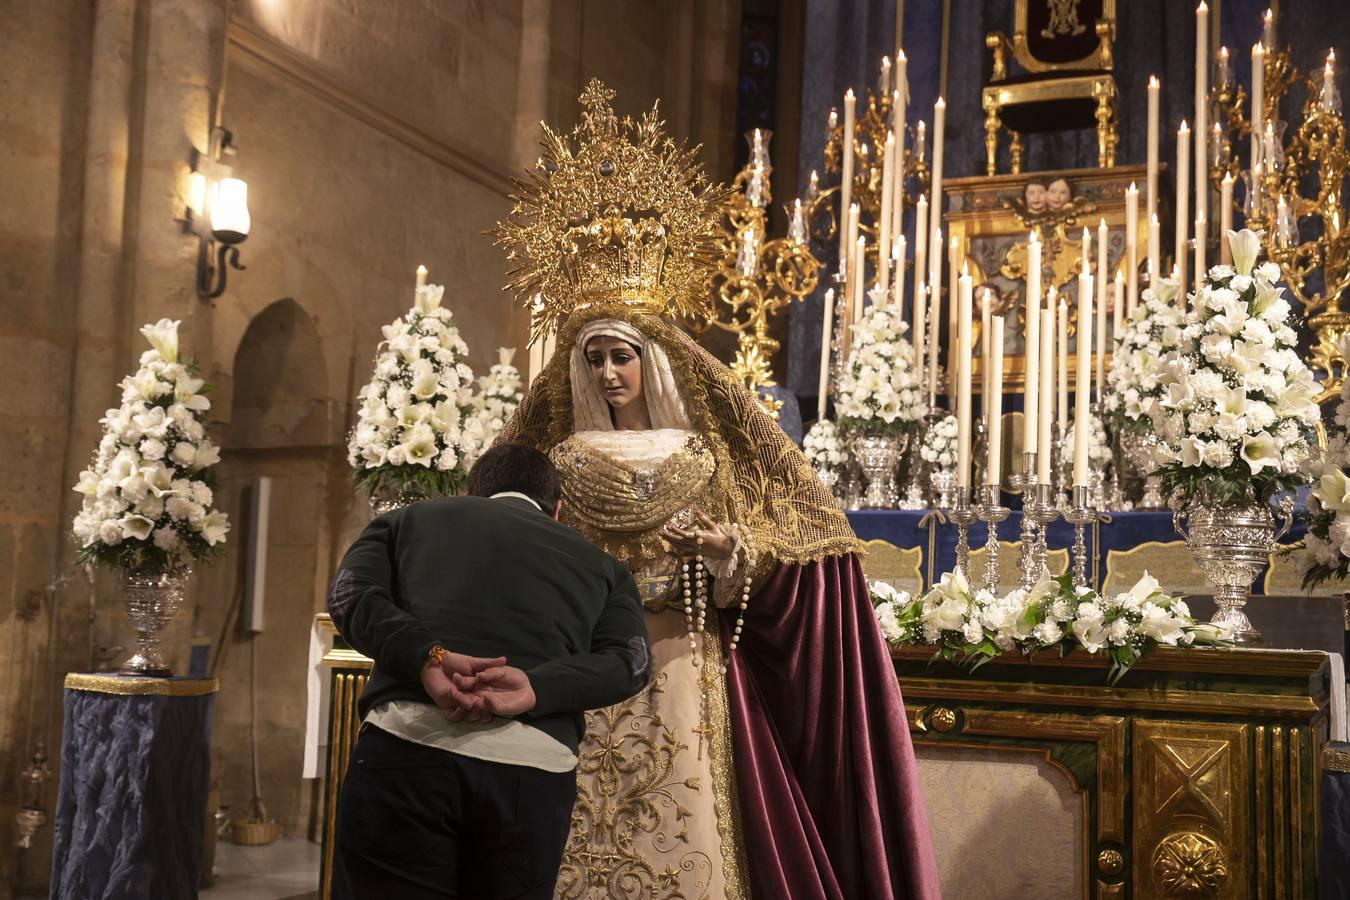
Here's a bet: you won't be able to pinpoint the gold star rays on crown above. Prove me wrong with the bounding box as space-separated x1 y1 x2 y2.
493 79 729 342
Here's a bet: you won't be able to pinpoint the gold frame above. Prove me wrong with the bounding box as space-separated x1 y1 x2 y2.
1007 0 1118 74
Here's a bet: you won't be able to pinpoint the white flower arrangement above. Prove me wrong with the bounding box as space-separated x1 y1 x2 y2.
1103 275 1186 434
834 304 926 436
348 283 476 499
1064 410 1112 470
803 419 847 473
71 319 230 573
1295 333 1350 588
870 568 1230 682
1147 229 1320 506
919 414 958 471
460 347 524 470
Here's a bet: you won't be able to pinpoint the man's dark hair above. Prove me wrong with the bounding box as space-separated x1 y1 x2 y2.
466 443 562 512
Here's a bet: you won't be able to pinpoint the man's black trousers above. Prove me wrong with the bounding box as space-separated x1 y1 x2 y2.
332 725 577 899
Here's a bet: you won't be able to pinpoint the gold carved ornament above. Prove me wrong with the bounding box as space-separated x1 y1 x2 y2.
1151 831 1230 896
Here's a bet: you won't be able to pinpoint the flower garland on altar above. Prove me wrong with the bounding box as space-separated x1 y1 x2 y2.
71 319 230 573
1103 275 1185 435
1295 333 1350 588
347 283 476 499
803 419 847 475
834 304 926 436
919 413 958 473
871 569 1231 683
1148 229 1320 507
460 347 524 470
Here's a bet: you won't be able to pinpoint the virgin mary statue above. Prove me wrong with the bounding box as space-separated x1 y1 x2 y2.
494 80 940 900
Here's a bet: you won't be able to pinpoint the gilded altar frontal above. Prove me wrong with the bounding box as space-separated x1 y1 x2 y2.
6 0 1350 898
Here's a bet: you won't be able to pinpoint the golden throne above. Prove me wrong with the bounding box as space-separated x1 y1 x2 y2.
983 0 1118 175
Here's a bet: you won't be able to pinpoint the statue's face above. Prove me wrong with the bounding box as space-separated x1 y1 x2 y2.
1046 179 1071 210
585 335 643 410
1025 182 1047 212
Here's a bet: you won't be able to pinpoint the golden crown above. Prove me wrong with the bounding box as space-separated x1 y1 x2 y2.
493 79 728 341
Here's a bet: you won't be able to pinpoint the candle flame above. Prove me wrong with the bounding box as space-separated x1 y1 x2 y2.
1220 46 1228 58
416 264 427 275
882 55 891 66
1029 230 1037 243
845 88 855 99
886 130 895 144
1151 213 1160 223
962 262 969 276
935 96 946 108
1115 269 1124 283
1149 74 1160 87
1197 1 1207 12
1180 119 1190 130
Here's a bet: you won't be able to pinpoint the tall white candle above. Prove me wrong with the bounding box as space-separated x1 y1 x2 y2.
1147 76 1161 219
948 235 960 398
986 315 1005 487
1175 121 1191 290
853 235 867 325
1220 173 1234 260
1057 296 1069 436
893 236 907 309
981 289 992 407
927 286 940 405
927 234 942 403
1113 271 1125 352
527 295 545 385
1023 233 1041 456
893 51 909 237
912 197 929 351
913 283 927 396
956 266 973 489
929 97 946 230
1263 8 1275 49
839 89 856 266
1148 214 1162 290
1074 271 1093 486
817 288 836 420
879 131 895 292
1195 3 1209 232
1081 226 1091 276
1096 226 1108 402
1038 303 1054 485
879 56 891 95
1125 182 1139 315
415 264 428 293
1252 43 1266 185
1194 211 1207 294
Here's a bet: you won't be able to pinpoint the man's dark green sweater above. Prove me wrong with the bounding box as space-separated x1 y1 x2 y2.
326 495 649 754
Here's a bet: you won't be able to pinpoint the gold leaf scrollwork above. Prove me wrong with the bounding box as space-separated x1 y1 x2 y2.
1151 831 1230 896
555 673 714 900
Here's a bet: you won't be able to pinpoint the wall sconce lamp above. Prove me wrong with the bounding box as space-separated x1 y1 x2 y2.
186 126 250 300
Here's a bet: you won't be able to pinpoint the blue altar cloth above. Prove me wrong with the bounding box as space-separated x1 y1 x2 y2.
846 508 1305 593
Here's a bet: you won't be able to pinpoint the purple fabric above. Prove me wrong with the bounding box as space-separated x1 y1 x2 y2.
723 552 941 900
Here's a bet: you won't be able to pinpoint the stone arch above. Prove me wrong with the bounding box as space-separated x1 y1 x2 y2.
228 298 333 449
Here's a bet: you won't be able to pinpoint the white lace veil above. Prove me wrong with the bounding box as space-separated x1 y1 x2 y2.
570 319 692 432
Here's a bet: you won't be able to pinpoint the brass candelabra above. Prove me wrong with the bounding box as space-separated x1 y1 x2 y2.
696 130 822 415
1210 35 1350 399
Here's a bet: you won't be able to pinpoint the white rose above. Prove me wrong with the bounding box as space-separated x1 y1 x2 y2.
98 520 125 545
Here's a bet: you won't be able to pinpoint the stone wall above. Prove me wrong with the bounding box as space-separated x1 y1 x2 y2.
0 0 738 893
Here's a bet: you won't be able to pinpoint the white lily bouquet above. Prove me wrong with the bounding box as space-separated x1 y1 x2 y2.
460 347 524 470
72 319 230 574
871 569 1230 683
803 419 847 475
1064 410 1112 470
1103 274 1185 435
348 283 476 501
1147 229 1320 507
919 413 958 473
834 305 926 437
1295 333 1350 588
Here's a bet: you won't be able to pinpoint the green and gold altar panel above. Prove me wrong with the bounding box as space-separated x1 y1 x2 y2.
894 646 1331 899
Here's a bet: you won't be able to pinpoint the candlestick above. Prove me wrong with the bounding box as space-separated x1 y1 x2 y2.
1148 214 1162 292
1175 121 1191 290
956 266 973 489
1251 43 1265 183
839 89 856 266
1074 272 1093 487
1096 219 1108 401
1023 232 1041 457
1057 298 1069 435
981 289 992 409
1263 8 1275 50
1195 3 1209 232
879 55 891 95
949 487 977 581
986 315 1005 487
1039 302 1054 486
1064 484 1096 589
1125 182 1139 315
1220 174 1234 262
817 288 835 420
929 97 946 228
912 197 929 353
879 131 895 292
853 235 867 325
1147 76 1161 219
978 483 1010 593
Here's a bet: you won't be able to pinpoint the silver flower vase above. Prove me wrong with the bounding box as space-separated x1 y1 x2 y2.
369 485 429 517
853 433 908 509
1173 490 1292 642
1119 429 1166 509
120 568 192 677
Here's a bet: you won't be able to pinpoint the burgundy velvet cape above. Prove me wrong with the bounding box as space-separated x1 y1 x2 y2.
722 552 942 899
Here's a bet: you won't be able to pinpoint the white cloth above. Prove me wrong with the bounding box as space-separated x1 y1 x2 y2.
365 700 578 772
571 319 691 432
302 618 328 779
1331 652 1348 743
489 491 542 511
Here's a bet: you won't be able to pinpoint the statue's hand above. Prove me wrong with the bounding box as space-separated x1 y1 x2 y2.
660 512 737 560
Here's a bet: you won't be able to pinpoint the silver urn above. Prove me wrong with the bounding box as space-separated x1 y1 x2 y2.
120 568 192 677
1119 429 1166 509
852 433 908 509
1173 490 1292 641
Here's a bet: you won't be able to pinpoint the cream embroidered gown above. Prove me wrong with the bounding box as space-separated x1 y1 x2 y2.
550 429 749 900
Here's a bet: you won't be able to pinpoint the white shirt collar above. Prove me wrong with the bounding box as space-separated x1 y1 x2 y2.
489 491 543 512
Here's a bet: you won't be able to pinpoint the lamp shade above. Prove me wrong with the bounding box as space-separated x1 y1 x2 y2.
210 177 250 241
